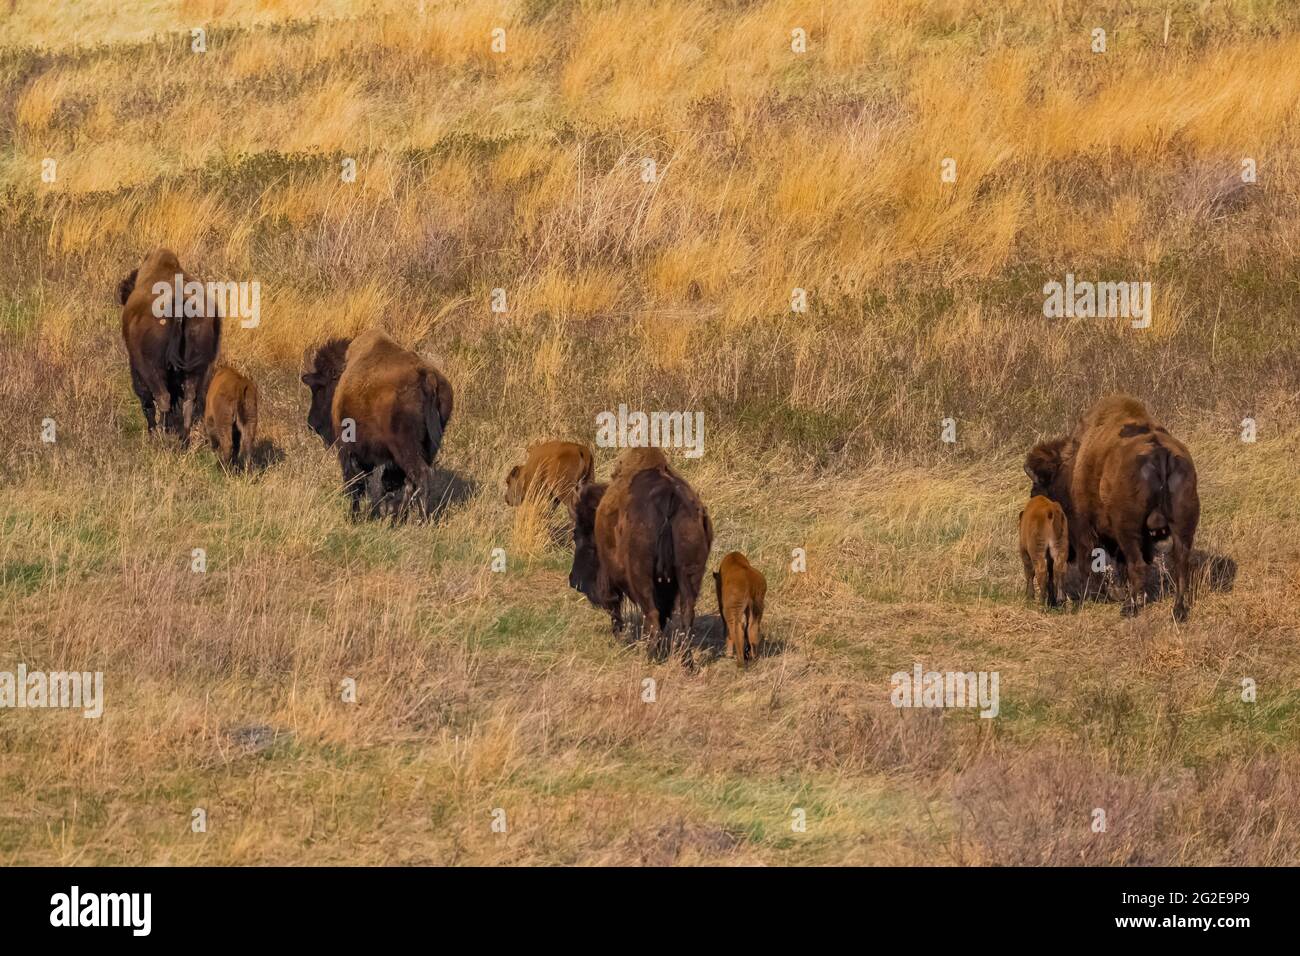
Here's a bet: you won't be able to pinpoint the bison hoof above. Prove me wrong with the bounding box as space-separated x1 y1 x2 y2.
1173 602 1190 623
1120 602 1141 619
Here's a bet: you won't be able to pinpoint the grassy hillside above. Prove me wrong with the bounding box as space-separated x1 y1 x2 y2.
2 0 1299 864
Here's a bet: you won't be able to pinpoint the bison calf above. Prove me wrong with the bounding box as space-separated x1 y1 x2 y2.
1018 496 1068 607
714 551 766 667
505 441 595 508
204 366 258 469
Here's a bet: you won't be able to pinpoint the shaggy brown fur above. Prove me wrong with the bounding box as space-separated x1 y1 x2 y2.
203 366 259 469
1018 496 1069 607
505 440 595 508
568 449 714 654
1024 437 1072 505
608 447 670 483
117 248 222 441
1071 395 1200 619
713 551 766 667
301 331 454 518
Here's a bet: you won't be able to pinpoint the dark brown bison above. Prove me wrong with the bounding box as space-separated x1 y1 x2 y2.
117 248 222 440
713 551 766 667
203 366 258 469
1023 436 1071 505
1018 496 1068 607
301 330 453 517
505 440 595 508
568 449 714 653
1025 395 1200 620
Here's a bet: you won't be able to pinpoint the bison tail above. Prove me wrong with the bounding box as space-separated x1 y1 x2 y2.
420 371 445 464
165 309 187 370
165 297 222 374
117 269 139 305
1144 445 1176 534
653 493 680 585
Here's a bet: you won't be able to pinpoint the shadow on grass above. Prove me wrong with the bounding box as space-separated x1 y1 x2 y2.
1060 547 1237 612
347 466 480 523
198 438 283 476
613 608 787 668
427 467 478 519
247 440 286 472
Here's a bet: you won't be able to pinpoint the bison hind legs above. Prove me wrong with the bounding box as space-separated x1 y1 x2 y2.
1019 549 1036 602
228 422 245 470
724 608 748 667
650 578 682 656
1170 535 1193 623
395 466 437 522
746 611 762 663
339 454 371 521
135 391 161 434
1044 553 1065 608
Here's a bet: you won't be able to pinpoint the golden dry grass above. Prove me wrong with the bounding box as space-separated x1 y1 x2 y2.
2 0 1299 865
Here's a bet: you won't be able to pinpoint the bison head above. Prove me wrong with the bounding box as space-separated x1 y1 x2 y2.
567 482 608 604
504 465 525 506
301 338 351 446
1024 438 1072 500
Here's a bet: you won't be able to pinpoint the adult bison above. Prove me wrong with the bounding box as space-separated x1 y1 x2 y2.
301 330 454 518
117 248 222 440
568 449 713 653
1025 395 1199 620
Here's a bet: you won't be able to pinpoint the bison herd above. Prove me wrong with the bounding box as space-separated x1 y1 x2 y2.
117 248 1209 666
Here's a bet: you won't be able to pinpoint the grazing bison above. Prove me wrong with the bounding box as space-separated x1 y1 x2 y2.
1018 496 1068 607
301 331 454 518
505 440 595 508
117 248 222 440
713 551 766 667
1025 395 1200 620
203 366 258 469
568 450 714 653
